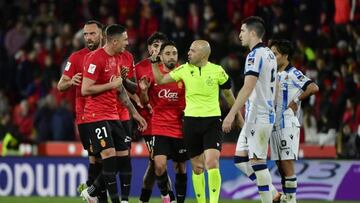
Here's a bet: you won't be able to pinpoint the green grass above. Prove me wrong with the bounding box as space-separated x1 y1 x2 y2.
0 197 359 203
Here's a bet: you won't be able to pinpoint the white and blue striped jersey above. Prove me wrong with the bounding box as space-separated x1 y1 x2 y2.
275 64 312 128
244 43 277 124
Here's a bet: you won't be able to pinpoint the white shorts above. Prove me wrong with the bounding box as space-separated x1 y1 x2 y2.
236 123 273 159
270 126 300 160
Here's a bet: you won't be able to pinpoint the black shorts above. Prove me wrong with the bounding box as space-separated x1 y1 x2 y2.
83 120 128 154
78 123 90 150
183 116 223 158
78 123 98 156
121 120 132 148
144 136 188 162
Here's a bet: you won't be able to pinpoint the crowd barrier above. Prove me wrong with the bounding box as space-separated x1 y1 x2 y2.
0 142 337 158
0 145 358 200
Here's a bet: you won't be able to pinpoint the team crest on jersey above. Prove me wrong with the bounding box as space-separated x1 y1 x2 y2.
64 62 71 71
247 57 255 66
88 64 96 74
205 76 214 86
100 139 106 147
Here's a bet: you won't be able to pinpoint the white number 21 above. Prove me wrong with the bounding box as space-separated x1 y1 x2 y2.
95 127 108 139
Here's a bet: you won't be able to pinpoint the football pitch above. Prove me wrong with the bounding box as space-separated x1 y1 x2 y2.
0 197 359 203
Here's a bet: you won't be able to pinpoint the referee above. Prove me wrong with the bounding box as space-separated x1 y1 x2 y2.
151 40 241 203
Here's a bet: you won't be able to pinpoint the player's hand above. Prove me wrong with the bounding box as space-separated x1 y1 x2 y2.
71 73 82 86
110 76 123 88
222 114 235 133
150 51 160 63
146 103 153 114
288 101 298 114
121 66 129 79
233 113 244 129
133 112 147 132
139 76 151 91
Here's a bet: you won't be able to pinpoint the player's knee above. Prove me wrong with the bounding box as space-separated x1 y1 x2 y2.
100 148 116 159
154 158 167 176
173 161 187 174
88 155 96 164
205 157 219 169
192 164 204 174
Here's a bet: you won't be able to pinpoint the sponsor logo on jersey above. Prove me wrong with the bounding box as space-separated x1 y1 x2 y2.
158 89 178 99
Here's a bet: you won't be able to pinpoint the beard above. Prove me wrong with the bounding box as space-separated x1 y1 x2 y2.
86 40 100 51
165 61 176 69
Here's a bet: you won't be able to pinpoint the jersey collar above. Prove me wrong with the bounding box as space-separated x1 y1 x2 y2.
251 42 265 51
284 63 293 72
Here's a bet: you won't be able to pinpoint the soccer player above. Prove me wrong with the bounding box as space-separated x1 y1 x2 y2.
116 47 137 203
222 16 278 203
269 39 319 203
57 20 107 202
80 24 146 203
138 41 188 203
151 40 239 203
135 32 177 203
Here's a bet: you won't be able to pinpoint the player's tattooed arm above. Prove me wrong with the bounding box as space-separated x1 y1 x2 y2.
118 84 148 131
118 84 137 115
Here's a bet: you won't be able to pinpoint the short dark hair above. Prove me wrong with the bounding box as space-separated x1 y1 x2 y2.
242 16 265 38
105 24 126 40
269 39 293 60
147 32 168 45
85 20 103 30
159 40 176 54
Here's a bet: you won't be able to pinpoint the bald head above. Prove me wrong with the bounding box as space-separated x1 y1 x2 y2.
192 40 211 58
188 40 211 67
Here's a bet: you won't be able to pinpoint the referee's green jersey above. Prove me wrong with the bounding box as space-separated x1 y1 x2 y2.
169 62 229 117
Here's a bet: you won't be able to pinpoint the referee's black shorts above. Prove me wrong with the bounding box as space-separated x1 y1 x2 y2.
183 116 223 158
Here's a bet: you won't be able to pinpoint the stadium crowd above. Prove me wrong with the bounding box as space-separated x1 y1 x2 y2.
0 0 360 158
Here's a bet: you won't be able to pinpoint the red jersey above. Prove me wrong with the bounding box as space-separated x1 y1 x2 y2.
62 48 91 124
82 48 120 122
116 51 134 121
134 58 153 135
135 58 185 138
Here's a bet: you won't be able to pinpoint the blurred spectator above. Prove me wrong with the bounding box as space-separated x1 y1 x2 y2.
139 1 159 41
169 15 192 62
1 111 22 156
33 94 56 142
12 99 34 142
303 106 318 144
52 100 75 141
187 2 201 39
4 20 30 56
337 124 360 158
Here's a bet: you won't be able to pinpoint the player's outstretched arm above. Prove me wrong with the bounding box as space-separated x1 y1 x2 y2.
150 54 175 85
